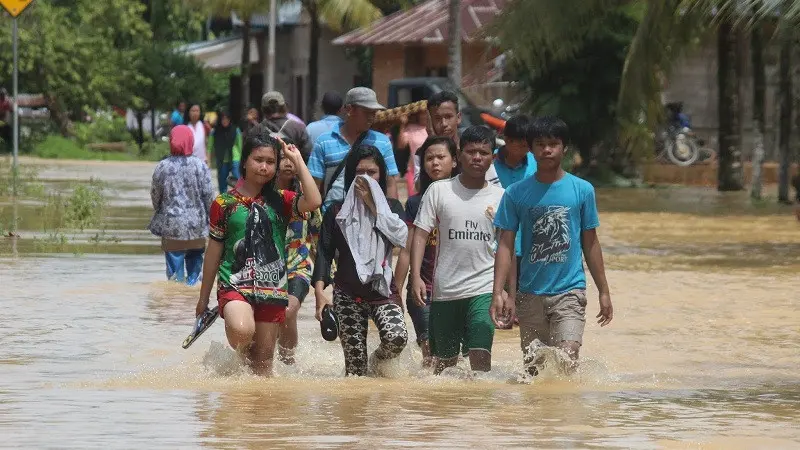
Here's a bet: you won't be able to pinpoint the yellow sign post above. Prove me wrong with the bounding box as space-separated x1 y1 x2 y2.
2 0 32 210
1 0 33 17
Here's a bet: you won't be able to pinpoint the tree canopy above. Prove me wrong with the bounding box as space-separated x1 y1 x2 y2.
0 0 225 135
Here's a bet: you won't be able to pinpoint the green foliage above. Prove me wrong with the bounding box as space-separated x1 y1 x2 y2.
32 136 137 161
150 0 208 42
18 119 56 155
136 43 225 114
64 179 107 231
73 113 134 147
616 0 708 159
502 4 639 167
41 179 107 232
140 140 171 162
494 0 714 173
0 160 44 198
0 0 223 138
0 1 151 125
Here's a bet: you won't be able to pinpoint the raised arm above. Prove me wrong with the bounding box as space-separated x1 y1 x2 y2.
283 142 322 213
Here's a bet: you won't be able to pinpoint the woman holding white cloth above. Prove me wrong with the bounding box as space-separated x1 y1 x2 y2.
312 144 409 376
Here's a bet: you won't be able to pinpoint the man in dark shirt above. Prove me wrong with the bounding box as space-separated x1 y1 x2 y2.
261 91 312 160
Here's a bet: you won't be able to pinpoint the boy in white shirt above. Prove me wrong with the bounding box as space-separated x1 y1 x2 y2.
410 126 505 374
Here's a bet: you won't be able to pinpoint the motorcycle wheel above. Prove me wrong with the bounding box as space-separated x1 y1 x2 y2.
666 134 700 167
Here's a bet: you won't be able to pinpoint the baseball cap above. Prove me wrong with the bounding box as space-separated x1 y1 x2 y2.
345 87 385 110
262 91 286 107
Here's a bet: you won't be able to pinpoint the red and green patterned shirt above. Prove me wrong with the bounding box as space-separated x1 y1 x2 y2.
209 188 302 306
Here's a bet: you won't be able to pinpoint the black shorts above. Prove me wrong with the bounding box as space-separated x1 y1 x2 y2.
288 277 310 303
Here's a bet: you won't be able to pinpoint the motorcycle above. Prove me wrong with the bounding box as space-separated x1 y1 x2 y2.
656 102 703 167
154 113 170 142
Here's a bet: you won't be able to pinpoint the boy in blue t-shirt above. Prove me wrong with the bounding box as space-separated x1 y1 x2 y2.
491 116 613 375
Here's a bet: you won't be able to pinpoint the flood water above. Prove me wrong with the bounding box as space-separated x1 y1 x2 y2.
1 158 799 449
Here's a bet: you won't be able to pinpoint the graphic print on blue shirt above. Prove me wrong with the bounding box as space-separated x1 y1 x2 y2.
494 173 599 296
529 205 571 264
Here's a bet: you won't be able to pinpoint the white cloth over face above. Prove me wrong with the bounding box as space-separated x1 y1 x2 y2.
336 175 408 297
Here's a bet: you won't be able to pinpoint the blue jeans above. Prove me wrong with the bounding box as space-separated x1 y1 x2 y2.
406 289 431 345
165 249 204 286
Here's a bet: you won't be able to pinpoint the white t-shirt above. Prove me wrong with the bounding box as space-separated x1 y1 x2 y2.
414 176 505 301
189 121 207 162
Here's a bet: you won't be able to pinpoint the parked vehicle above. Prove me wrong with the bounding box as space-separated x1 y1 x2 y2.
656 102 702 166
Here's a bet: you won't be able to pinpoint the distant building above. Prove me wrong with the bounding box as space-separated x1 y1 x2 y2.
333 0 507 106
179 1 358 122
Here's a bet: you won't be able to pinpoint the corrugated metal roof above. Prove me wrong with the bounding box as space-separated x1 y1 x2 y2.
332 0 505 46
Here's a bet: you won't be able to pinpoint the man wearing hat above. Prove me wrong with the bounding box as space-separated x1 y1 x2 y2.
308 87 400 210
261 90 312 160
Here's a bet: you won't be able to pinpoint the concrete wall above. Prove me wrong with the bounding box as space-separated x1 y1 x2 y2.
665 36 799 162
373 45 407 105
247 26 358 121
313 27 359 119
371 42 494 105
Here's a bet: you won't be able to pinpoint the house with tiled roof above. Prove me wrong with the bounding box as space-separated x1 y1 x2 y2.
333 0 507 105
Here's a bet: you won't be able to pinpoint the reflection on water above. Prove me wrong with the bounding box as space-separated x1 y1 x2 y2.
1 160 799 448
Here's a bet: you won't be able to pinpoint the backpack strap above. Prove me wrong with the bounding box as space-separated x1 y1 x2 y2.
324 131 370 196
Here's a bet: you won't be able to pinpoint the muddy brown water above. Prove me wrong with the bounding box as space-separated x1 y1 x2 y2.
1 158 799 449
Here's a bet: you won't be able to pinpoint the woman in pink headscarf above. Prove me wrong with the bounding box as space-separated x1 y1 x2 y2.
148 125 215 285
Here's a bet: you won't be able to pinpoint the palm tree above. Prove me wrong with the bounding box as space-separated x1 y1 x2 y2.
302 0 382 120
716 19 745 191
777 29 793 203
495 0 800 191
447 0 462 87
750 20 767 199
186 0 263 120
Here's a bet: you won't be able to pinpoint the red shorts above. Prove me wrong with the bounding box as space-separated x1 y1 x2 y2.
217 290 286 323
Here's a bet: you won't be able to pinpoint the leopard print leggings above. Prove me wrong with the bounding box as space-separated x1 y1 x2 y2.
333 289 408 376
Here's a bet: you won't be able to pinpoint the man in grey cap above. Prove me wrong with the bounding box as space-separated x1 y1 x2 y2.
308 87 400 210
261 90 312 160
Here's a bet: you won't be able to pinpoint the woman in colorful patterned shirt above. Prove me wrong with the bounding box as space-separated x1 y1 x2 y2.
148 125 214 286
275 138 323 365
194 124 322 376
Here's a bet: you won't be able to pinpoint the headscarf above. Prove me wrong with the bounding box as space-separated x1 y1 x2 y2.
170 125 194 157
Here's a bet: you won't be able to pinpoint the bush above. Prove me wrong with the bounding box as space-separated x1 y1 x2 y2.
64 179 107 230
32 135 136 161
139 140 171 161
32 135 84 159
73 112 134 147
